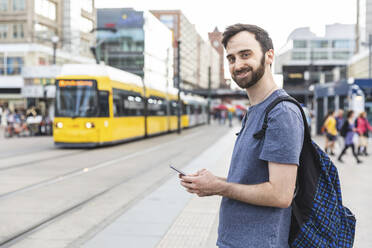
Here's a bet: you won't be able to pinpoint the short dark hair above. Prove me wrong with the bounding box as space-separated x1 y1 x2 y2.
222 24 273 54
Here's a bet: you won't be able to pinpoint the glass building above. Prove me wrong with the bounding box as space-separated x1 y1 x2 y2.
96 8 173 91
97 9 145 77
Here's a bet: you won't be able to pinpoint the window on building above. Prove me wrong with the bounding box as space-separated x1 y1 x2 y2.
6 57 23 75
13 23 24 39
310 40 329 48
0 0 8 11
0 24 8 39
81 0 93 13
35 0 56 20
292 51 307 60
0 54 4 75
332 40 351 49
13 0 25 11
312 51 328 60
80 17 93 33
332 51 351 60
34 23 56 39
293 40 307 48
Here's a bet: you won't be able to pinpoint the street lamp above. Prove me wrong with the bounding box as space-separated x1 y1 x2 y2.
90 27 117 64
51 35 59 65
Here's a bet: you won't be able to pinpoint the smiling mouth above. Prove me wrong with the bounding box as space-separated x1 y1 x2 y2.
235 70 251 78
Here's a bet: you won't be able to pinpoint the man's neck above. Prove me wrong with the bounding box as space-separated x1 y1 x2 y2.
246 73 278 106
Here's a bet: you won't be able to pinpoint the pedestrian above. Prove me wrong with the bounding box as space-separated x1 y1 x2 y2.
355 111 372 156
179 24 304 248
221 110 227 125
228 110 233 127
338 110 362 164
323 110 337 155
335 109 345 149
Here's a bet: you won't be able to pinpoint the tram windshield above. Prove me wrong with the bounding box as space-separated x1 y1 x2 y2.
55 80 98 118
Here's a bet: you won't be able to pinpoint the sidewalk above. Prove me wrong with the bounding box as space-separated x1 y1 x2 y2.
82 133 372 248
0 126 4 139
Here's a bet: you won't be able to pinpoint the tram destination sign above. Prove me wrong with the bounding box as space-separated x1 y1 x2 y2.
58 80 94 87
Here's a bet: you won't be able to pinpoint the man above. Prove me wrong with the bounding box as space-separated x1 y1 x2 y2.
180 24 304 248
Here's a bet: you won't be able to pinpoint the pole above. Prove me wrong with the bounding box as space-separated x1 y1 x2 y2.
52 42 57 64
369 34 372 78
207 66 212 125
177 40 181 134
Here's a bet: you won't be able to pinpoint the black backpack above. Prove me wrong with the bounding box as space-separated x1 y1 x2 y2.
340 120 349 138
253 96 356 248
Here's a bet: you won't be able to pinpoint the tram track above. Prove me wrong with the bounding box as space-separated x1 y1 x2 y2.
0 149 89 172
0 160 171 248
0 130 203 201
0 128 212 247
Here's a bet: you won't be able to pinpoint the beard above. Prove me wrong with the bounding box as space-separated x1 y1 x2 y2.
232 56 266 89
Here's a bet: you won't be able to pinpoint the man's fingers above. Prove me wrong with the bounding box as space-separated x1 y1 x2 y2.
181 175 197 183
187 188 200 194
181 181 197 189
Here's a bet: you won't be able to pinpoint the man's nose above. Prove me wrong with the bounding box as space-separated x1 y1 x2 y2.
233 57 246 71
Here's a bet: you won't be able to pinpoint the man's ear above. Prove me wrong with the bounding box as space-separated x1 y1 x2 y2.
266 49 274 65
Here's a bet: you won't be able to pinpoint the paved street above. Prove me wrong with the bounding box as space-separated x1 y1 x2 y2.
0 124 371 247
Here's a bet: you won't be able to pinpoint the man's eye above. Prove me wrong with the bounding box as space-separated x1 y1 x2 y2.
228 57 235 63
242 53 249 58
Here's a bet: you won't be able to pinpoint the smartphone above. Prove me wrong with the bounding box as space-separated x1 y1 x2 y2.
169 165 186 176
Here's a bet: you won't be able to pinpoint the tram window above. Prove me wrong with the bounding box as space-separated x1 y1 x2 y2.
182 102 187 115
113 88 144 117
197 106 202 114
190 105 195 115
147 97 166 116
124 95 144 116
170 101 178 115
98 91 109 117
113 96 122 117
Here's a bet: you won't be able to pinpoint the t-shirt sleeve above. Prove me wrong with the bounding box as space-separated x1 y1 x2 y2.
259 102 304 166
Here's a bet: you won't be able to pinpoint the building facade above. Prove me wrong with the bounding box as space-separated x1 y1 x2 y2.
96 8 173 91
208 27 227 88
351 0 372 79
150 10 221 90
275 24 356 104
0 0 96 111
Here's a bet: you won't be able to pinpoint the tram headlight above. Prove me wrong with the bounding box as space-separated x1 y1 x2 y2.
56 122 63 129
85 122 95 129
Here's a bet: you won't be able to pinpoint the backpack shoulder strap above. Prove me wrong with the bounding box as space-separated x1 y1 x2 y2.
253 96 311 141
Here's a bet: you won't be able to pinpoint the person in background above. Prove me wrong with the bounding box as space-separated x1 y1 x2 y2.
335 109 344 132
356 111 372 156
323 110 337 155
228 110 233 127
338 110 362 164
335 109 345 149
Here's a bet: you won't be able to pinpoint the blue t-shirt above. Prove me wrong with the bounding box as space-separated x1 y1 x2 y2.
217 89 304 248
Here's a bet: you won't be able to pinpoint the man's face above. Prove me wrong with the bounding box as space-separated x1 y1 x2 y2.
226 31 267 89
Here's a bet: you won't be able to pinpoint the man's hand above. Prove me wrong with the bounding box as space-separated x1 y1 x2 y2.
180 169 224 197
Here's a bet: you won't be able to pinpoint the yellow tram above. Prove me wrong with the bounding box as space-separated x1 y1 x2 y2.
53 64 206 147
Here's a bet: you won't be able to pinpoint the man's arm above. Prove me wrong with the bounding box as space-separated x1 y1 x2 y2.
181 162 297 208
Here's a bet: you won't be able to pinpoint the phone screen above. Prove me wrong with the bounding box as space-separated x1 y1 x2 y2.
169 165 186 176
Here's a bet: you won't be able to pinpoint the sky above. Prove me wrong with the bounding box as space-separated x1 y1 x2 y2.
95 0 357 51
